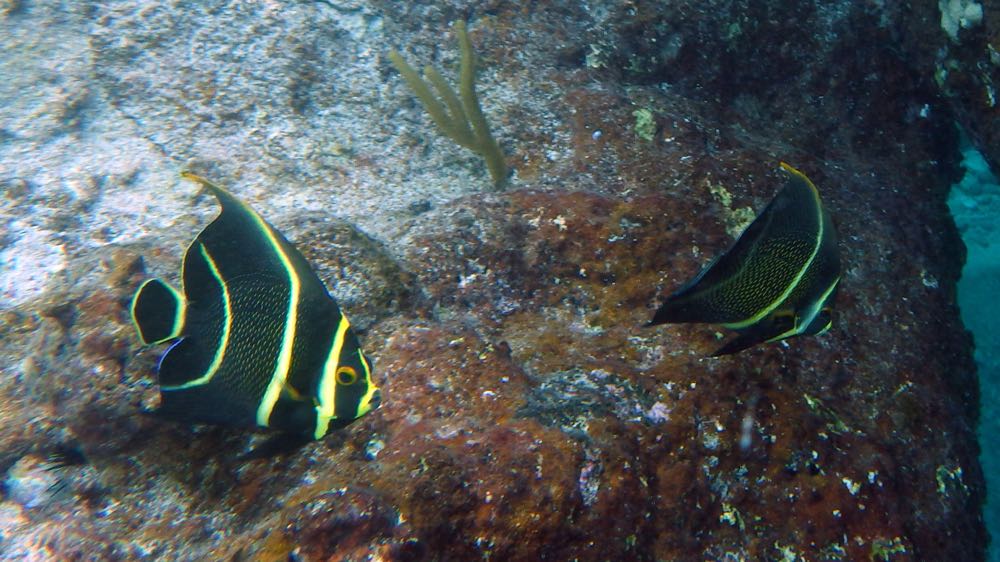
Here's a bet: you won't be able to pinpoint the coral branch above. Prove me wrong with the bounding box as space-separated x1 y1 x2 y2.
388 20 508 187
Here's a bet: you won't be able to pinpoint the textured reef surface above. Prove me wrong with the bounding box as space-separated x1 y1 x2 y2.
0 1 991 561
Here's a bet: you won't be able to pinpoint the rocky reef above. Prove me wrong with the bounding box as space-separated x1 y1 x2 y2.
0 1 989 560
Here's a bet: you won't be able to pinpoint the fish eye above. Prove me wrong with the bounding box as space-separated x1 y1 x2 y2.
336 365 357 385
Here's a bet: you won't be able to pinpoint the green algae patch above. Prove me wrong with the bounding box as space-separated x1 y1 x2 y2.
706 179 756 238
632 108 656 142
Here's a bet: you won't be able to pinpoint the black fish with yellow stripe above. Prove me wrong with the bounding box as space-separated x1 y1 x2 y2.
649 163 840 356
130 172 381 446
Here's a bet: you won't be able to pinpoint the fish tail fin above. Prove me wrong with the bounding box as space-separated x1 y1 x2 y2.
131 278 186 344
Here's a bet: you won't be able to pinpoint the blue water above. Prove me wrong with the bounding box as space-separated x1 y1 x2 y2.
947 137 1000 562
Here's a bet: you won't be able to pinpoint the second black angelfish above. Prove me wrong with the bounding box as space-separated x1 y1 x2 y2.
649 163 841 356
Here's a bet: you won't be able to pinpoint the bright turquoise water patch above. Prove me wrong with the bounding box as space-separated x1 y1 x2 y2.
947 137 1000 562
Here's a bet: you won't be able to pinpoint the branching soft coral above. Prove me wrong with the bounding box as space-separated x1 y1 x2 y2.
388 21 508 187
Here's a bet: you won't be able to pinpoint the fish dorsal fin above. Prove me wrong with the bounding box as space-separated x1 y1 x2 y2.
131 279 186 344
179 172 332 306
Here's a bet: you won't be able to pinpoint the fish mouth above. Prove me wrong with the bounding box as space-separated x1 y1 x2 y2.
369 388 382 411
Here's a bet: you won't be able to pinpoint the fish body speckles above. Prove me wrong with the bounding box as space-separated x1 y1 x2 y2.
130 173 380 443
649 163 841 356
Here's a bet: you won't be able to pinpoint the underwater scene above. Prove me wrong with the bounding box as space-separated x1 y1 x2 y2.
0 1 996 561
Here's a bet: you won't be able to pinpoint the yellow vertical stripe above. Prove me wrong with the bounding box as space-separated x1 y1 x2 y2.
723 164 825 329
355 349 379 417
314 316 351 439
162 245 231 390
176 173 302 427
253 222 301 428
171 289 188 340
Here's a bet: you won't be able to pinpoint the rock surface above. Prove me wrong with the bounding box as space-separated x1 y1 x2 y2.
0 1 988 561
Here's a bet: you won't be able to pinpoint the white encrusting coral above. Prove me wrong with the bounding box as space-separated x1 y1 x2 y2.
939 0 983 42
0 223 67 308
3 455 59 509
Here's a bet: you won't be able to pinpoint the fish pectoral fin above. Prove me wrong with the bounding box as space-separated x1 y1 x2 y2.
648 298 700 326
712 312 796 356
279 382 308 403
238 433 314 462
712 332 766 356
157 337 216 389
768 310 798 334
802 306 834 335
131 279 186 345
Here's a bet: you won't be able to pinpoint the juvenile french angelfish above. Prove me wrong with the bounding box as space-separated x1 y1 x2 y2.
649 163 841 356
130 172 381 448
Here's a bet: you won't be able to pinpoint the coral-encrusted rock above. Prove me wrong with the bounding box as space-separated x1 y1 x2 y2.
399 180 982 560
891 2 1000 177
0 1 986 561
592 1 961 182
296 216 416 331
277 489 413 561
